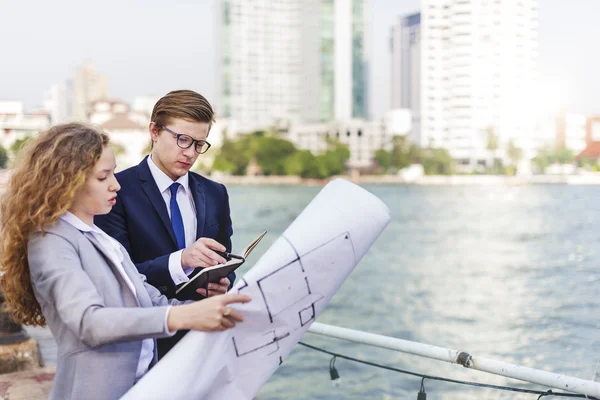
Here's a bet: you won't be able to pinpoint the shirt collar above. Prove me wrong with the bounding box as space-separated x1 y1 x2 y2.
147 155 190 195
60 212 122 254
60 211 93 232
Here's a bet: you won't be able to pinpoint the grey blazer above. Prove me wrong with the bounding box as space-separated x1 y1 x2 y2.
28 219 187 400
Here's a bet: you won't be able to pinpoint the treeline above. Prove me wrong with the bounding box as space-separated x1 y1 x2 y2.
374 136 454 175
212 131 350 179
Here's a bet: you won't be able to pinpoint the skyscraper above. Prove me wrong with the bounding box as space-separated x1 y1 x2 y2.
390 12 421 144
72 62 108 122
421 0 538 169
220 0 369 133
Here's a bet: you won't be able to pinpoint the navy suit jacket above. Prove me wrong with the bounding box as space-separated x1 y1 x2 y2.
95 157 234 300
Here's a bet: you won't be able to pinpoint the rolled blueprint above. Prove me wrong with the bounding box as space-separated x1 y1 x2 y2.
122 178 391 400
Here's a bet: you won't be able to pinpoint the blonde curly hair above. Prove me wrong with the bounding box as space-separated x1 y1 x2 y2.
1 123 109 326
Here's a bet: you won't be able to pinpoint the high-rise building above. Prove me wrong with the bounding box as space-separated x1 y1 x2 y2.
390 12 421 144
43 83 69 124
72 62 108 122
220 0 369 132
421 0 538 169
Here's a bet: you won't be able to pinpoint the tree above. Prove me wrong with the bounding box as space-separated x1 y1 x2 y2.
485 126 504 173
10 136 32 155
0 145 8 168
486 126 499 153
141 140 152 156
532 151 550 173
283 150 317 177
321 139 350 176
212 136 250 175
422 148 454 175
212 131 349 178
308 156 330 179
254 135 297 175
532 148 575 173
578 156 599 171
407 143 422 164
390 136 411 170
550 148 574 164
111 142 126 157
506 140 523 166
374 149 392 171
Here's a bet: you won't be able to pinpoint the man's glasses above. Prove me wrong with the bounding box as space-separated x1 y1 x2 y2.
159 126 212 154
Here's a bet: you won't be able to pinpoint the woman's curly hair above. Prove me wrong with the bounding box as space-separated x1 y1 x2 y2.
0 123 109 326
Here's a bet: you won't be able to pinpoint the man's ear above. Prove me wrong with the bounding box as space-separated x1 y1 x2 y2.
149 122 160 141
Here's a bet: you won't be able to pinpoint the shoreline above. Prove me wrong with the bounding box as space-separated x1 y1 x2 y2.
210 174 600 186
2 169 600 188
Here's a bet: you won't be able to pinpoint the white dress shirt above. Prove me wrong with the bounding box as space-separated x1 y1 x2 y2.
59 212 171 379
147 155 198 285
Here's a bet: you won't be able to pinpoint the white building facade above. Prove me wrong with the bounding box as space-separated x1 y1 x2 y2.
43 83 70 124
220 0 369 133
390 12 421 145
421 0 538 170
0 101 51 152
558 112 587 154
90 100 149 170
287 115 409 170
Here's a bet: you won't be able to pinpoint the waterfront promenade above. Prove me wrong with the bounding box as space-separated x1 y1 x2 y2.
2 168 600 188
0 367 54 400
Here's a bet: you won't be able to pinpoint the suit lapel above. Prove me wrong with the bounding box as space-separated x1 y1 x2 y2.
137 157 178 248
83 232 140 307
119 250 153 307
189 174 206 239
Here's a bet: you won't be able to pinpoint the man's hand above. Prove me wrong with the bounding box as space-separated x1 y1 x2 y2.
196 277 230 297
181 237 227 269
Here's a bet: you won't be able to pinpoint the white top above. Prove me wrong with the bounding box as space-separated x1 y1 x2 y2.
59 212 170 379
147 155 198 285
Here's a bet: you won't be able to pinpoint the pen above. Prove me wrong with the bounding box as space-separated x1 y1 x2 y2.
213 250 244 260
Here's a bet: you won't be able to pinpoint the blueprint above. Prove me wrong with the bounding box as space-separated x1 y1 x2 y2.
122 178 391 400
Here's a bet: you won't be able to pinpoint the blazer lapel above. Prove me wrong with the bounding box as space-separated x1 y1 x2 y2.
189 174 206 239
137 157 178 248
83 232 140 307
119 251 153 307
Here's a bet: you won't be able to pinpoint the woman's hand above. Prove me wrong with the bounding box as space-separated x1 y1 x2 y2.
167 293 251 332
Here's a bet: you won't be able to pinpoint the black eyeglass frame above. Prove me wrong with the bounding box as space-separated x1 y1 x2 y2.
159 125 212 154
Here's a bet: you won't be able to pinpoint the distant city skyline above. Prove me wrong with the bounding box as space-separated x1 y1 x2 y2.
1 0 599 118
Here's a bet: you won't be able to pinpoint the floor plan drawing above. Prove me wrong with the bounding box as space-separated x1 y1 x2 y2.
230 231 355 363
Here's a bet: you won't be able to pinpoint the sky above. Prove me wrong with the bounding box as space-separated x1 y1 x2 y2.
0 0 599 119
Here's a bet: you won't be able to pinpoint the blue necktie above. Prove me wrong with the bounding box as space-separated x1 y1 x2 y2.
169 183 186 250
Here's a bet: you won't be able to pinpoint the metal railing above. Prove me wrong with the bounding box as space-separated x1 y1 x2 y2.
307 322 600 398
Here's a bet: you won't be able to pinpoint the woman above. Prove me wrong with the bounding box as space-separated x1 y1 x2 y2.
0 123 250 400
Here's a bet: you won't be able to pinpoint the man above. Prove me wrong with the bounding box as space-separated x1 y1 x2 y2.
95 90 235 357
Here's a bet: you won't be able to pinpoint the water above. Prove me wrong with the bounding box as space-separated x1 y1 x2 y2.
28 184 600 399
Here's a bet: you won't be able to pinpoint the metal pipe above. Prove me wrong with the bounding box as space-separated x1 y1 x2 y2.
307 322 600 398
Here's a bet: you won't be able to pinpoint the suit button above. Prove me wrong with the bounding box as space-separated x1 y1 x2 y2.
159 286 167 292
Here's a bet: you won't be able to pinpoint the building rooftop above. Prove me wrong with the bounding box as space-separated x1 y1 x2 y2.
577 142 600 160
99 114 145 131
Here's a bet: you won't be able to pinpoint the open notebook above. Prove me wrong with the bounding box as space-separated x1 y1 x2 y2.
175 231 267 301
